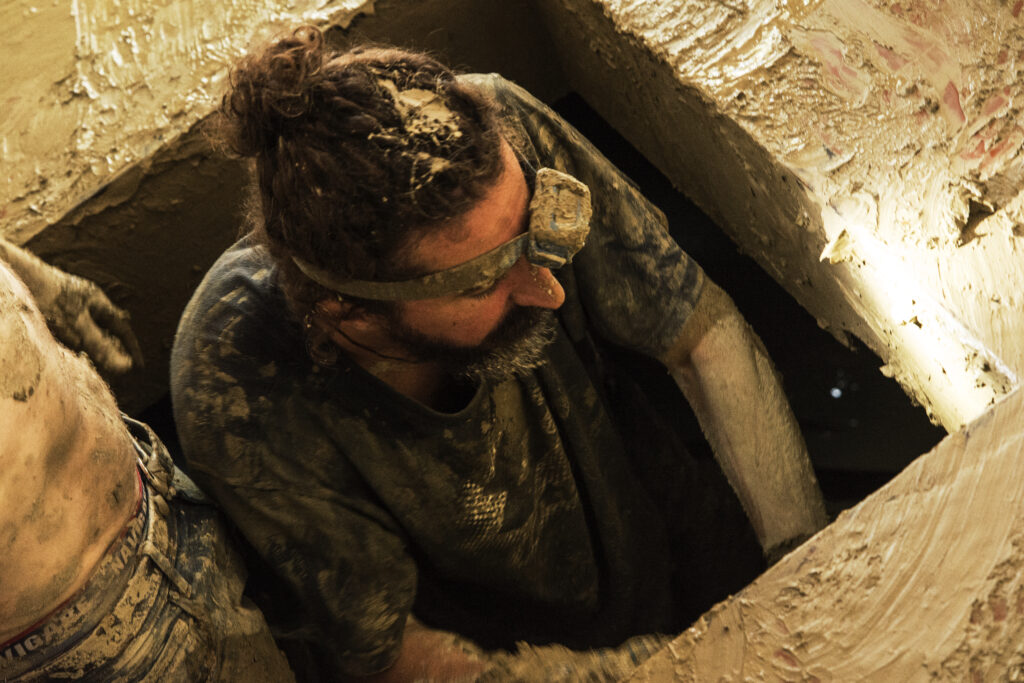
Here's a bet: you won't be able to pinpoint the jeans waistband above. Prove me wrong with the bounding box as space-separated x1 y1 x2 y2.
0 471 148 678
0 417 194 680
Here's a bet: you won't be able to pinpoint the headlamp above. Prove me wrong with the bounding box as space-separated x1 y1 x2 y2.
292 167 591 301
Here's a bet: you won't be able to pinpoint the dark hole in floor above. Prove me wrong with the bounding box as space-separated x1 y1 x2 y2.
135 91 948 521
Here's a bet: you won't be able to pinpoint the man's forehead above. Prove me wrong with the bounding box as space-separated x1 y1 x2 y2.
403 141 528 273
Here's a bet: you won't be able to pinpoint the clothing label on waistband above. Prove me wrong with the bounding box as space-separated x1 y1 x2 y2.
1 633 45 662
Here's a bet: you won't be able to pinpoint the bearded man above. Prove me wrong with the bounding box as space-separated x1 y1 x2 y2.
171 26 827 681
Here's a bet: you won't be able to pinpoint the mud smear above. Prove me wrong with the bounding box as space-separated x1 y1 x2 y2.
378 77 464 143
374 76 464 191
0 305 44 403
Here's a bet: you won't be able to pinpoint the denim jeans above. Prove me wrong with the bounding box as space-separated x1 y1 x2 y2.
1 417 293 682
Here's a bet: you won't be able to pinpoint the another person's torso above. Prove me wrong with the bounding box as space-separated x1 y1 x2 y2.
0 264 139 642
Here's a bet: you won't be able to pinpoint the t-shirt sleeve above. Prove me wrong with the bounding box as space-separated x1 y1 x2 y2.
170 247 416 677
463 73 705 359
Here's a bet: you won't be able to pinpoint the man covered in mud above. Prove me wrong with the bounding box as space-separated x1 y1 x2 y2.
171 26 828 681
0 237 292 681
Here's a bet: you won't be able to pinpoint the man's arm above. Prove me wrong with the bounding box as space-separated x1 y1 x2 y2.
660 280 828 562
0 236 141 373
353 617 670 682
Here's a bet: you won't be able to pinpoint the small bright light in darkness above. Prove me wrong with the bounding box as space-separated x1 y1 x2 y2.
830 387 843 399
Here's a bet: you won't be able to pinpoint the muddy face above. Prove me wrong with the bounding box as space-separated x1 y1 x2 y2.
384 305 558 383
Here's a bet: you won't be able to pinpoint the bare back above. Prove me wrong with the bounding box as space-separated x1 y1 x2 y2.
0 263 139 642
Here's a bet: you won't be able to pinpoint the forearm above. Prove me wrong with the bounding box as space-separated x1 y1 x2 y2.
662 283 827 559
356 618 669 682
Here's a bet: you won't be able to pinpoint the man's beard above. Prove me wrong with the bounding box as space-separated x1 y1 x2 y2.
384 306 558 383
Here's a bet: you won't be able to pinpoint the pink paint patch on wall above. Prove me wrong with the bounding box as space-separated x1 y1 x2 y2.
899 27 953 78
981 92 1009 118
803 31 870 103
873 41 909 71
981 127 1024 175
942 81 967 127
955 89 1022 176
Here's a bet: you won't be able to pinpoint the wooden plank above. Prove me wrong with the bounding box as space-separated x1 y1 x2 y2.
631 387 1024 681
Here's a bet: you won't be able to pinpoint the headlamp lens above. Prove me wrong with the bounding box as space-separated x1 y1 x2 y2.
524 167 592 270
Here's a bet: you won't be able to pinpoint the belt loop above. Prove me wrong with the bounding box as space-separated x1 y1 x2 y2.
124 414 178 503
140 540 192 599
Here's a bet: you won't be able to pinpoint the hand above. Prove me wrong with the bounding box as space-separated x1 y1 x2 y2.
0 238 143 374
482 633 672 681
356 620 488 682
41 272 144 374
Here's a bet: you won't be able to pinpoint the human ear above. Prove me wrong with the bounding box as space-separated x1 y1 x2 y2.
311 297 392 350
314 297 345 319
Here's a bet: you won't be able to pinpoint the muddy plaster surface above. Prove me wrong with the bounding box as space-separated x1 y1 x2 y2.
542 0 1024 431
0 0 375 246
631 386 1024 681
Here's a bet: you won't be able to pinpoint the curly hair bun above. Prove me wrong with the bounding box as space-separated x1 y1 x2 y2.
222 25 327 156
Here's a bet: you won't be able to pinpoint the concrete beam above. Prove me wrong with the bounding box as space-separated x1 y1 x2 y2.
537 0 1024 432
631 385 1024 680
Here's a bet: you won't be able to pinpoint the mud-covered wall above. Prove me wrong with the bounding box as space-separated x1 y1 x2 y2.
631 383 1024 679
3 0 377 246
4 0 564 412
535 0 1024 432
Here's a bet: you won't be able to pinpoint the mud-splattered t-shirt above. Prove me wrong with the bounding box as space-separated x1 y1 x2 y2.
170 74 762 678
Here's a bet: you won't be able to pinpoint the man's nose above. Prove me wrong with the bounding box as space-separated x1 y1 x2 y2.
509 259 566 309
